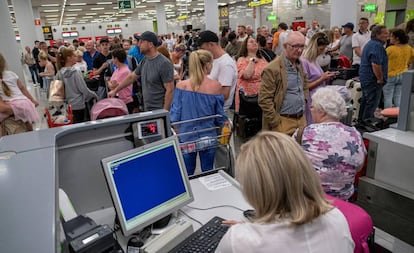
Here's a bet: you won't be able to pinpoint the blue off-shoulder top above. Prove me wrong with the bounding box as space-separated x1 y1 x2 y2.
170 88 226 143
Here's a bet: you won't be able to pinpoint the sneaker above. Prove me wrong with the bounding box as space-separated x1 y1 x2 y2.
33 83 39 87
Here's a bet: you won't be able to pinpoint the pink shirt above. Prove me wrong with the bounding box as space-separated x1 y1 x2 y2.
236 58 267 112
110 65 133 105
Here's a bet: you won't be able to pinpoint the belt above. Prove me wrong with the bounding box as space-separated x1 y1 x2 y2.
280 111 303 119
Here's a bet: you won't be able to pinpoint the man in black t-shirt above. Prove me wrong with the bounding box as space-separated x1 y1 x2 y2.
32 40 41 87
93 38 112 99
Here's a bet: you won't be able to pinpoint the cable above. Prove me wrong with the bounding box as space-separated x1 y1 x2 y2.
186 205 244 212
178 209 203 227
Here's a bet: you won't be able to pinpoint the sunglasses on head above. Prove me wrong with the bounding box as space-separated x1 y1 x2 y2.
317 35 329 46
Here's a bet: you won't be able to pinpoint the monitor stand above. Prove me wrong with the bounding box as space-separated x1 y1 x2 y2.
152 214 173 229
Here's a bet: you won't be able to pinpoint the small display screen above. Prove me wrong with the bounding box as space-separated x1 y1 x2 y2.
140 121 159 137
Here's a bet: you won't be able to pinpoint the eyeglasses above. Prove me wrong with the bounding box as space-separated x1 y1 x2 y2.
287 44 305 49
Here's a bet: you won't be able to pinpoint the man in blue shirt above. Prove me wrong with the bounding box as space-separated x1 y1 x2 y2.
83 40 100 71
358 25 388 121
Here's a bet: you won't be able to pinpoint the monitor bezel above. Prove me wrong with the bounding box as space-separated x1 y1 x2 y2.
101 136 194 236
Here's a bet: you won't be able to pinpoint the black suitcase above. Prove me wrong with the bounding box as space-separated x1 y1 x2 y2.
235 114 261 138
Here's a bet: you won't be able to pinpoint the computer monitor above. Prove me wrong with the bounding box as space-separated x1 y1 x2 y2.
101 136 194 236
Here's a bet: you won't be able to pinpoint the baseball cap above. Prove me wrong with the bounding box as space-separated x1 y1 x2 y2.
136 31 158 46
342 22 354 30
197 30 219 46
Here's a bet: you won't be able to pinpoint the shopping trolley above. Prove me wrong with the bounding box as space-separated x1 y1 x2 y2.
44 104 73 128
171 114 235 177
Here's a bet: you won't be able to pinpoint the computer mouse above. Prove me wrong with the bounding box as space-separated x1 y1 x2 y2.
243 209 256 221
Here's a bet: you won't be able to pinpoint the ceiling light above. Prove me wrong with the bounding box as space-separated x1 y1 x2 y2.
113 6 119 9
69 3 87 5
136 5 147 8
41 4 59 7
65 17 76 19
116 13 126 16
85 12 98 15
65 14 78 16
91 7 105 10
67 8 83 11
145 0 160 2
104 12 115 14
45 15 59 17
83 16 93 18
43 9 59 12
96 1 113 4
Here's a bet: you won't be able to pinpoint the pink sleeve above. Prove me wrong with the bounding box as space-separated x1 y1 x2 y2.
237 58 250 80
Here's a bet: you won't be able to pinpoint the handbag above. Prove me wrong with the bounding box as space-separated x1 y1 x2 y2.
239 90 261 118
49 72 65 103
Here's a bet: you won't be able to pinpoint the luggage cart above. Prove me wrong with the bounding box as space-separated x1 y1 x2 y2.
171 114 235 177
44 104 73 128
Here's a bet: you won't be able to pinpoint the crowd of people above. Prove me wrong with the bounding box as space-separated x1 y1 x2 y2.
4 15 414 252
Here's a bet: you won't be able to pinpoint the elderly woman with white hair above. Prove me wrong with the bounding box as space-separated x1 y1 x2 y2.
294 87 366 200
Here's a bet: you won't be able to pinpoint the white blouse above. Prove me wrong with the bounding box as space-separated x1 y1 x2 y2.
215 208 354 253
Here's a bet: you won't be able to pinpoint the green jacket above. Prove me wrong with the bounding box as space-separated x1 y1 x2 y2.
258 55 308 130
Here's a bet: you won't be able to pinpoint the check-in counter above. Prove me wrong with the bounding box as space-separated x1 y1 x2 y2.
0 110 172 253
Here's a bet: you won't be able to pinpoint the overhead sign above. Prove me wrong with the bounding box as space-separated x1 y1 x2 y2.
362 4 377 12
177 15 188 20
219 5 229 31
267 12 277 21
248 0 272 7
118 0 133 9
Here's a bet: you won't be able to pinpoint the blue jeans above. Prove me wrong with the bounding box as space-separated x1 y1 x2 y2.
28 65 39 84
359 80 383 121
383 74 402 108
182 147 216 176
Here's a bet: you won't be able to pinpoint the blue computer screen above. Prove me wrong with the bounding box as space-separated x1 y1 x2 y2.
110 144 187 220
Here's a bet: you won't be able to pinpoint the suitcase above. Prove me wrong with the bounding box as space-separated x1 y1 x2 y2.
0 117 30 136
234 114 261 138
340 103 353 126
326 195 374 253
346 80 362 123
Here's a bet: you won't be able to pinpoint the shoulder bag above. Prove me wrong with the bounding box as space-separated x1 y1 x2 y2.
49 71 65 103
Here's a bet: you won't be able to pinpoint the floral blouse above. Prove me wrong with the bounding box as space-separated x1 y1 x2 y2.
299 122 366 200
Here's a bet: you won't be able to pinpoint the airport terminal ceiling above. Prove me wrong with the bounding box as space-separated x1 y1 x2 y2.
28 0 250 26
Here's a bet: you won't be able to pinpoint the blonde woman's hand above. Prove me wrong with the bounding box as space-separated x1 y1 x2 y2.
222 220 244 226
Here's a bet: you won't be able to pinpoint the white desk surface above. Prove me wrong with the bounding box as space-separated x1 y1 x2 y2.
182 170 252 229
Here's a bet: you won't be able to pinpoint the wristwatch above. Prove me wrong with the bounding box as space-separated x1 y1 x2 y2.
250 57 256 63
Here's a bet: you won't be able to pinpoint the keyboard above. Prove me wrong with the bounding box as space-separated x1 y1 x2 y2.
169 216 229 253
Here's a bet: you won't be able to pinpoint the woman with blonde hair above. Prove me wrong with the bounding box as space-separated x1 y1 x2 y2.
301 32 336 125
216 131 354 252
57 48 97 123
170 50 226 175
0 53 39 130
38 50 55 94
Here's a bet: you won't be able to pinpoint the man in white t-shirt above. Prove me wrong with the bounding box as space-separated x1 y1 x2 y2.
352 18 371 71
198 30 237 112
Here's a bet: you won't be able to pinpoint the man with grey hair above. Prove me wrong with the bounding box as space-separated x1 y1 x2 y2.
306 19 320 39
259 31 309 135
246 25 254 38
358 25 388 121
